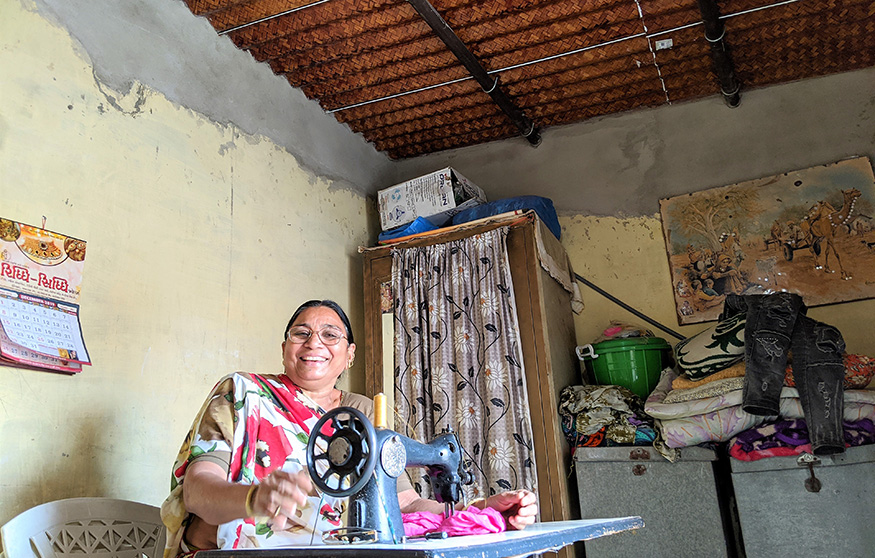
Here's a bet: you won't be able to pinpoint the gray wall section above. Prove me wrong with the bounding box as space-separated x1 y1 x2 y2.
30 0 875 216
392 67 875 217
31 0 395 195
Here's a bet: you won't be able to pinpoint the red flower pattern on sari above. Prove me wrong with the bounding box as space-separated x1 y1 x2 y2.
320 503 341 526
254 420 294 477
174 460 188 479
167 373 349 554
232 523 242 549
230 413 261 480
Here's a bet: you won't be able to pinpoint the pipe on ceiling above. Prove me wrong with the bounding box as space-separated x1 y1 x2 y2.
405 0 541 146
697 0 741 107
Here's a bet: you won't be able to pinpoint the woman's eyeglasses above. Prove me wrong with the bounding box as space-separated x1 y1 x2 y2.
286 326 347 346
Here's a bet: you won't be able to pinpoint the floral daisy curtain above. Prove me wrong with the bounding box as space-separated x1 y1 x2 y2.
391 227 537 502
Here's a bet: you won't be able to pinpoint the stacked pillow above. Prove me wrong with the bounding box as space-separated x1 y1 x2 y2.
674 313 745 380
674 316 875 389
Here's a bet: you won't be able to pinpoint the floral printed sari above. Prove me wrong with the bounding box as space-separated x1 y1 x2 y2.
161 372 357 558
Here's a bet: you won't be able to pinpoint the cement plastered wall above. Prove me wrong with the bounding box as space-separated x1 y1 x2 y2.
392 67 875 217
561 214 875 357
31 0 395 195
394 67 875 354
0 1 373 525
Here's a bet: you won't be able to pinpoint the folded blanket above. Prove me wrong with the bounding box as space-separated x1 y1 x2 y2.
655 401 875 449
728 418 875 461
672 361 745 390
672 354 875 391
647 368 875 420
784 353 875 390
663 377 745 404
649 369 875 448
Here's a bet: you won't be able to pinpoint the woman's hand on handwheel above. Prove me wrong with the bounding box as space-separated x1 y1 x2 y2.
254 469 313 529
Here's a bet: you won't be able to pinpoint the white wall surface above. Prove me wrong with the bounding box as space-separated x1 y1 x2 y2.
0 0 374 525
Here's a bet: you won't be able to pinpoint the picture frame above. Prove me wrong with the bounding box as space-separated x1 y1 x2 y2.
659 156 875 324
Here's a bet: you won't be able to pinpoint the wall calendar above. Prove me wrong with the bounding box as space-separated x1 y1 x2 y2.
0 217 89 373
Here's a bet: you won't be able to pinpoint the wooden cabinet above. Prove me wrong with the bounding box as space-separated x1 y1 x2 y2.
361 214 581 558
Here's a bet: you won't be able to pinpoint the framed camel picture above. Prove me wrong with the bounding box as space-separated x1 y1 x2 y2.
659 156 875 325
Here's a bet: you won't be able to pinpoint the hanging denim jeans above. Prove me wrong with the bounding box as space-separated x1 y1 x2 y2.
721 293 846 455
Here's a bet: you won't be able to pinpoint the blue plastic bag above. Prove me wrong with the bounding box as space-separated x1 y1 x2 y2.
451 195 561 240
377 216 439 243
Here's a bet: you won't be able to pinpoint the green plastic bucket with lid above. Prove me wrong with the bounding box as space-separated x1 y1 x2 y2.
575 337 671 399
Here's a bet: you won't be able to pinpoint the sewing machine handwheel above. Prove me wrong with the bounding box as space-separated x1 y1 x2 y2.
306 406 378 497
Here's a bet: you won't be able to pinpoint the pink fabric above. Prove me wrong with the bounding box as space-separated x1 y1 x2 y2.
402 506 506 538
729 442 813 461
402 511 443 537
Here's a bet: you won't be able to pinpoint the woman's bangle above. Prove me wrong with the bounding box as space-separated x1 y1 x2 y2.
244 484 259 517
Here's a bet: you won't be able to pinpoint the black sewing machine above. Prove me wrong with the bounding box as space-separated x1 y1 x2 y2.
305 398 472 544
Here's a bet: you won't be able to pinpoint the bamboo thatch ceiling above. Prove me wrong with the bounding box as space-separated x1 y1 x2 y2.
184 0 875 160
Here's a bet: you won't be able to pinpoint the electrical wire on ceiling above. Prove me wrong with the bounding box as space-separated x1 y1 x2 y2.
218 0 331 35
185 0 872 158
324 0 804 113
635 0 671 105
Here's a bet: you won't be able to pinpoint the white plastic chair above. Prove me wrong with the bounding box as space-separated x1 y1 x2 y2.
1 498 165 558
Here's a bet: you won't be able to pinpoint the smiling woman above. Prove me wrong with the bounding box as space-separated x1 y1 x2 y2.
280 300 356 397
160 300 368 557
159 299 539 558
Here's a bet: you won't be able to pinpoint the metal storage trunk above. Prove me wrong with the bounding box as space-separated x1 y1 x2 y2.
730 444 875 558
574 446 731 558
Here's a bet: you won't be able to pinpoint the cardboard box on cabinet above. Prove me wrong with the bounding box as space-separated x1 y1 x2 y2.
377 167 486 231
